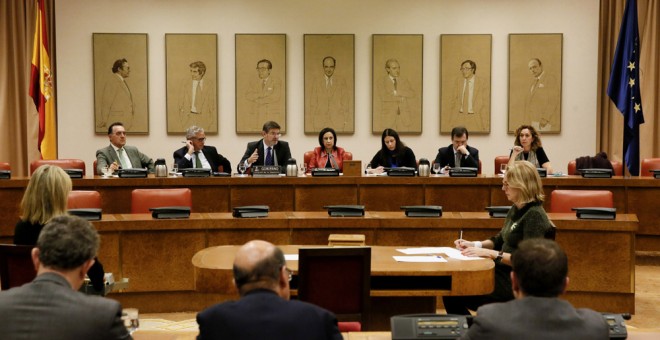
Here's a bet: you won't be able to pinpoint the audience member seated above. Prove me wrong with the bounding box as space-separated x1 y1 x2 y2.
443 161 553 315
367 128 416 174
14 165 105 291
238 121 291 174
96 122 154 174
308 127 348 173
196 240 342 340
434 126 479 173
0 215 131 339
173 126 231 172
508 125 554 174
461 238 609 340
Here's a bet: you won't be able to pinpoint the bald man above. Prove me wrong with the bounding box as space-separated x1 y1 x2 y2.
196 240 342 340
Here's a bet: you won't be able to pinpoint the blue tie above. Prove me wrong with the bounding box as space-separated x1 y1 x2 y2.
265 147 273 165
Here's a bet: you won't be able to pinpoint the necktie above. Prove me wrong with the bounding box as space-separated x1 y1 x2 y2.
117 148 127 168
195 151 202 168
265 147 273 165
455 152 462 168
461 79 468 113
393 78 398 91
192 81 200 113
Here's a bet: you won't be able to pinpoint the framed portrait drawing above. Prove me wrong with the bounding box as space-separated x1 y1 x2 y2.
165 34 218 134
372 34 423 134
508 33 563 134
303 34 355 134
93 33 149 134
235 34 287 134
440 34 492 134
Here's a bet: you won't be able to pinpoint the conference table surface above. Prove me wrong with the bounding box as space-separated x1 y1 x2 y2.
192 245 496 297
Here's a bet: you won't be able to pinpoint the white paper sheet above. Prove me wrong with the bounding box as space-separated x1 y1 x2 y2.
393 255 447 263
396 247 484 260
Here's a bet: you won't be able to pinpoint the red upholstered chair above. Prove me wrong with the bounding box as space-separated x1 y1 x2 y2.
0 244 36 290
494 156 510 175
567 160 623 176
0 162 10 171
338 322 362 332
549 190 614 213
477 159 482 175
297 247 370 329
67 190 102 209
131 188 192 214
640 158 660 177
30 159 86 176
93 160 98 176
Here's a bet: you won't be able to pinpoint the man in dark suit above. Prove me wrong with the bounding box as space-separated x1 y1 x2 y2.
239 121 292 174
173 126 230 172
461 239 609 340
434 126 479 173
96 122 154 174
196 240 342 340
0 215 131 339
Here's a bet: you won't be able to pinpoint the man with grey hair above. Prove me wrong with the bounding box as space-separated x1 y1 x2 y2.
173 125 231 172
178 61 216 131
0 215 131 339
196 240 342 339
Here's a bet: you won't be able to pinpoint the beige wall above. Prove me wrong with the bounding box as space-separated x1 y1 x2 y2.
55 0 600 174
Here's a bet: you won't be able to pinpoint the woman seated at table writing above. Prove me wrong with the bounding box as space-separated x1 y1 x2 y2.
308 127 348 173
367 128 416 174
14 165 106 292
508 124 554 174
442 161 554 315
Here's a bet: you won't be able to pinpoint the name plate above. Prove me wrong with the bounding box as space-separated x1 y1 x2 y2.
252 165 281 177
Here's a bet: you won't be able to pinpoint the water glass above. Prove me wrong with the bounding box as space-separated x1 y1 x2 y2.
172 163 179 174
122 308 139 334
238 163 247 176
299 163 307 176
432 162 441 175
101 165 112 177
500 163 508 175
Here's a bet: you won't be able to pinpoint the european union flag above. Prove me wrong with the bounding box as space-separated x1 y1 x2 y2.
607 0 644 176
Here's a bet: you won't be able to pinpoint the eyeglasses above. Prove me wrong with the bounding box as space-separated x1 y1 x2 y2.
267 132 282 137
191 137 206 142
285 267 293 282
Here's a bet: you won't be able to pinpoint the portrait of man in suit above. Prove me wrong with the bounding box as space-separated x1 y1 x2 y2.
309 56 349 131
97 58 134 131
93 33 149 133
177 61 216 132
524 58 560 132
448 60 489 132
244 59 282 127
372 34 423 133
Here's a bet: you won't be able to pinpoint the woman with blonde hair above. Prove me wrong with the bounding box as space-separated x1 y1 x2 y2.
443 161 554 315
14 165 105 291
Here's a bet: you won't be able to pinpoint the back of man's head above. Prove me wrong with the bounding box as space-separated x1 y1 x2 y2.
37 215 99 271
511 238 567 297
232 240 286 296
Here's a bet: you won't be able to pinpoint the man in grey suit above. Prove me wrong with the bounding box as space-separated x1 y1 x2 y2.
461 239 608 340
96 122 154 174
0 215 131 339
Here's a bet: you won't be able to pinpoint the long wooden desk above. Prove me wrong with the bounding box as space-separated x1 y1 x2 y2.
1 175 656 251
193 245 494 330
49 211 638 319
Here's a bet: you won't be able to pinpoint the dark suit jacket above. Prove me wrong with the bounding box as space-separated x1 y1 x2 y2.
196 289 342 340
369 146 416 169
173 145 231 172
239 139 292 174
96 144 154 173
462 296 609 340
434 144 480 168
0 272 131 340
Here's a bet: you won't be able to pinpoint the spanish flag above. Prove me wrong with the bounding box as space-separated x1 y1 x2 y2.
29 0 57 159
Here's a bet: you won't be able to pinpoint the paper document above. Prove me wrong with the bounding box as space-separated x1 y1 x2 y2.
397 247 484 261
393 256 447 263
284 254 299 261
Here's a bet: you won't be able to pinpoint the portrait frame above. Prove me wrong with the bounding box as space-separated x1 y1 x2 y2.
235 34 287 134
508 33 563 134
440 34 492 134
93 33 149 134
303 34 355 134
372 34 423 134
165 34 218 135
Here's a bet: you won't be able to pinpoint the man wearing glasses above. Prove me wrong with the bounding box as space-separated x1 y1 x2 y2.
448 60 488 132
196 240 342 340
239 121 292 174
245 59 283 127
173 126 231 172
